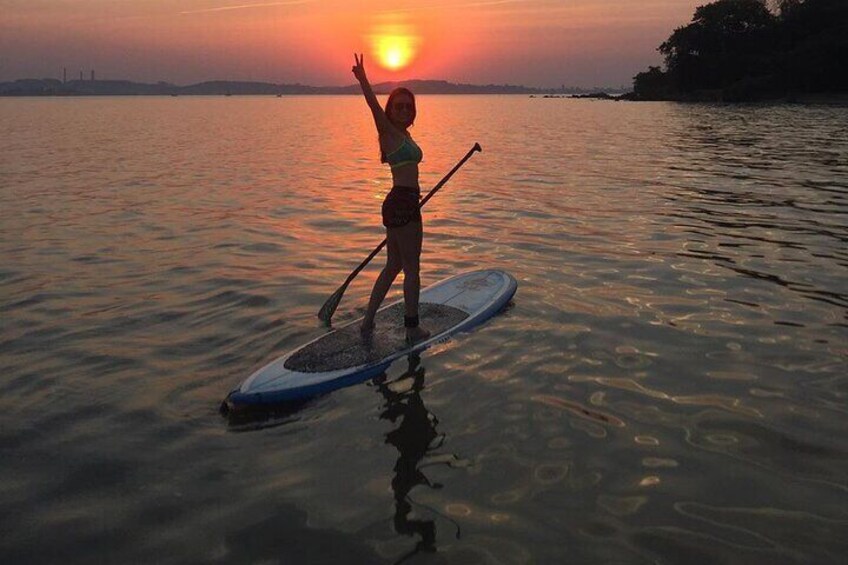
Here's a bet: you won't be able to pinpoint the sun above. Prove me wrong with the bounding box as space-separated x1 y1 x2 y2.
369 19 420 72
374 35 415 71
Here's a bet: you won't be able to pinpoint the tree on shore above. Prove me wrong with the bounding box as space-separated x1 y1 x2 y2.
632 0 848 100
776 0 848 91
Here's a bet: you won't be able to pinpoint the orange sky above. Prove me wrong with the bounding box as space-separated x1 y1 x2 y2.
0 0 704 87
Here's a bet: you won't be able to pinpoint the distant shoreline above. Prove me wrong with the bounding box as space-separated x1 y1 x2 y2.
536 91 848 106
0 78 623 97
8 76 841 105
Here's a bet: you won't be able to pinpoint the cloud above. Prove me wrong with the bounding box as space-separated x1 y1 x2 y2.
179 0 314 16
375 0 529 15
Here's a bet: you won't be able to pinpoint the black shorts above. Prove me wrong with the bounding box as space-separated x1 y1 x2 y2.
381 186 422 228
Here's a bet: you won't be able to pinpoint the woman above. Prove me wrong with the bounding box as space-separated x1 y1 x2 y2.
352 53 430 344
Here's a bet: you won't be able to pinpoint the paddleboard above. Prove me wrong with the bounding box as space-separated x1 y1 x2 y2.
224 269 517 408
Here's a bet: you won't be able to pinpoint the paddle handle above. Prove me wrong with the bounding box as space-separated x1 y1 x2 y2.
419 142 482 209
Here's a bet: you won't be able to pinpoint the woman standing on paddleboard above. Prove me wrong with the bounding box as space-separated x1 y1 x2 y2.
353 53 431 344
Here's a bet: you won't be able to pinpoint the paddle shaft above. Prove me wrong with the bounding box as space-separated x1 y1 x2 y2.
321 143 482 319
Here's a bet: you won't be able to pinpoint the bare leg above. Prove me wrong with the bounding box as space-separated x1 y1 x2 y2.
395 221 430 343
398 222 422 318
361 230 402 334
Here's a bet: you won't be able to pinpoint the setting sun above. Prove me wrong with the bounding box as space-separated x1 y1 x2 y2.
375 35 415 70
368 18 420 73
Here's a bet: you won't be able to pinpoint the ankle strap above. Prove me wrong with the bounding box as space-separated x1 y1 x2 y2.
404 315 419 328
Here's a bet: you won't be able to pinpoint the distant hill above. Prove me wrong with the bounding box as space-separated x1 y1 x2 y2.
0 78 617 97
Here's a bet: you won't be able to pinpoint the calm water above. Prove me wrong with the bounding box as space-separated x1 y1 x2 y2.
1 96 846 564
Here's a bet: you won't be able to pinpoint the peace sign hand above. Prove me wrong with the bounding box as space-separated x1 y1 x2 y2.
352 53 368 83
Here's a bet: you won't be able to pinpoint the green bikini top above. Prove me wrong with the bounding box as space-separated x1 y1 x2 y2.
385 136 422 170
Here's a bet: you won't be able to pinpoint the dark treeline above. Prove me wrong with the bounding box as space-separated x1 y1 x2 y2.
632 0 847 101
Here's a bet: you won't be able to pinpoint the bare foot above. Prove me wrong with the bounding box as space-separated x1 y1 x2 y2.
405 326 431 344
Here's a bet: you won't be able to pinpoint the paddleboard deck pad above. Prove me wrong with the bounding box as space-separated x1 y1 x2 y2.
225 269 517 408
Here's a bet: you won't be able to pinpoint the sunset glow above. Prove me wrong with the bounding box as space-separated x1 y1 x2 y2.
0 1 706 87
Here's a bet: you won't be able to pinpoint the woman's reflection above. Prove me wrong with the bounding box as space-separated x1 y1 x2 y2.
375 354 461 563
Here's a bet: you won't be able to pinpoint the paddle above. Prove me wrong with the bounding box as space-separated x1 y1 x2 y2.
318 142 483 325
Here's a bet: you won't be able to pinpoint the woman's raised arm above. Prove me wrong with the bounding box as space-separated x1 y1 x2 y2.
352 53 391 134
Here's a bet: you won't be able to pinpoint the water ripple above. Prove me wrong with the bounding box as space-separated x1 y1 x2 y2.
1 96 846 564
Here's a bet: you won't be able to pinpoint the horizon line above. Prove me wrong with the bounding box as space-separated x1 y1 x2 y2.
1 75 631 91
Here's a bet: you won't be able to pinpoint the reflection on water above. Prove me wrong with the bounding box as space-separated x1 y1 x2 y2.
221 396 315 432
1 96 846 564
376 355 462 563
221 354 462 562
664 178 848 316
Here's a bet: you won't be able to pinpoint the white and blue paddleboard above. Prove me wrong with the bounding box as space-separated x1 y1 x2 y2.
225 269 517 408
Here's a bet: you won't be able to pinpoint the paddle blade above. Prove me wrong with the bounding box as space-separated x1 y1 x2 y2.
317 284 346 325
